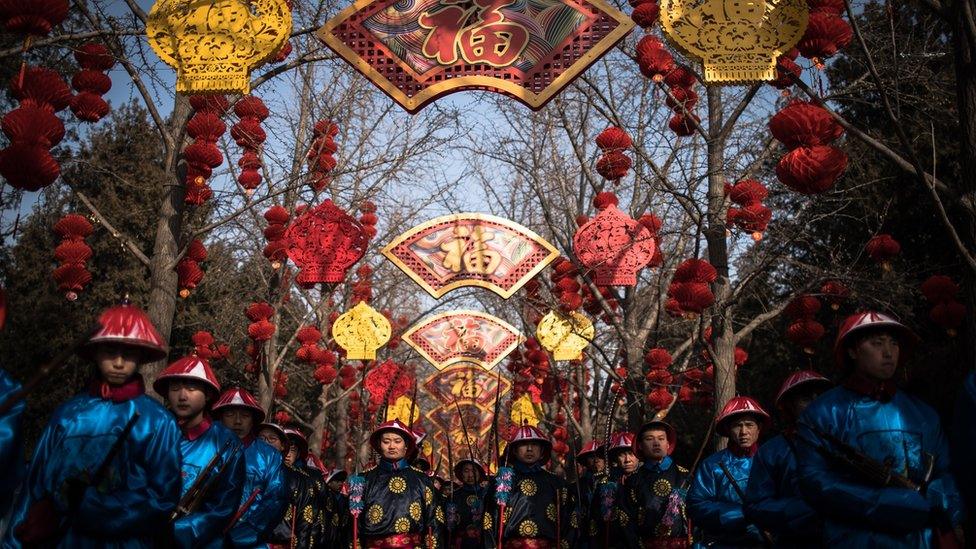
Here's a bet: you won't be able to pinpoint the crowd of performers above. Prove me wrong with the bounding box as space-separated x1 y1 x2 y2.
0 299 974 548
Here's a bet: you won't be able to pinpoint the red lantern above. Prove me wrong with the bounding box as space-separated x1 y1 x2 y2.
232 95 270 196
631 1 659 28
665 86 698 111
668 113 700 136
646 387 674 410
930 301 966 336
183 94 228 206
920 275 959 304
820 279 849 310
728 179 768 205
644 348 672 370
635 36 675 81
664 66 697 89
573 203 656 286
864 233 900 271
785 295 821 319
769 49 801 92
285 199 368 286
769 101 844 149
70 43 115 122
667 282 714 314
0 67 69 191
596 151 632 181
52 214 93 300
0 0 68 35
596 127 632 151
797 12 853 63
775 145 848 194
673 258 717 284
786 318 825 355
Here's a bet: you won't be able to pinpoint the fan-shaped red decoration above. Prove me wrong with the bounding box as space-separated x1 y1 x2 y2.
596 151 632 181
645 369 673 386
770 54 801 91
11 67 71 110
246 301 274 321
52 263 91 301
54 240 92 264
666 86 698 111
573 203 656 286
864 233 900 270
54 214 93 239
775 145 848 194
728 179 768 205
785 295 821 319
2 105 64 146
176 258 203 298
285 199 367 287
770 101 844 149
664 66 697 89
248 320 276 342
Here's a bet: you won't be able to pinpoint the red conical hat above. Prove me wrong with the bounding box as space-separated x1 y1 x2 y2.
369 419 417 456
576 440 604 460
607 431 636 460
503 423 552 464
81 300 167 362
715 396 770 437
634 420 677 458
454 458 487 481
774 370 832 407
834 311 917 368
212 388 266 425
153 355 220 397
284 427 309 458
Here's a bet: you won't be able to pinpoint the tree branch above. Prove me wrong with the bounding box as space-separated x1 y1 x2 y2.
73 190 151 266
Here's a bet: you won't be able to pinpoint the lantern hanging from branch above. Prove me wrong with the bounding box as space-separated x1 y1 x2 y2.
285 199 368 287
331 301 392 360
536 310 595 361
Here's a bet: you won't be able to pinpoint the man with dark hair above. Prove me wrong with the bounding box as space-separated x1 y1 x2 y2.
796 311 964 547
155 355 246 548
687 396 769 548
448 459 488 549
743 370 831 547
484 423 577 548
571 440 605 549
621 420 690 548
588 432 635 548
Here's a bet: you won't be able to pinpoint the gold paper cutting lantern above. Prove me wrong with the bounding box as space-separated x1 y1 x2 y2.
386 395 420 424
660 0 808 83
536 310 595 361
331 302 392 360
146 0 292 94
510 394 541 427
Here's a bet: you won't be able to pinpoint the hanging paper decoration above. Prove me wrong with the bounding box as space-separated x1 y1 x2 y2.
351 264 373 305
272 0 294 62
70 43 115 122
176 238 207 298
667 258 716 316
262 205 290 269
726 179 772 241
285 199 368 287
784 294 824 354
52 213 93 301
359 201 377 240
796 0 852 66
0 67 70 191
595 127 633 183
332 301 391 360
920 275 967 336
401 310 523 371
536 310 595 361
659 0 806 82
246 301 276 342
295 325 323 364
864 233 900 271
820 279 849 310
317 0 633 112
307 120 338 192
313 348 339 385
771 100 847 194
574 194 656 286
0 0 68 36
146 0 291 94
183 94 228 205
635 36 675 82
231 95 269 196
509 394 541 426
383 212 558 299
364 358 414 405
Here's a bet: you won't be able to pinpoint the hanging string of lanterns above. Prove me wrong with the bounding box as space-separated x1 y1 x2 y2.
176 238 206 298
183 94 228 205
246 301 276 342
784 294 825 355
262 205 290 269
231 95 270 197
594 126 633 183
797 0 853 68
770 100 848 194
726 179 772 241
52 213 93 300
667 258 717 317
0 67 71 191
70 43 115 123
307 120 339 192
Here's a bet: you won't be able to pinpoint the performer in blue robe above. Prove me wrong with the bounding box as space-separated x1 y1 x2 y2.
0 367 24 519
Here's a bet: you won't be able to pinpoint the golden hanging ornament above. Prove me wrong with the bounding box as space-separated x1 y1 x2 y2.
509 394 541 427
386 395 420 424
146 0 292 94
331 302 392 360
536 310 595 361
660 0 807 83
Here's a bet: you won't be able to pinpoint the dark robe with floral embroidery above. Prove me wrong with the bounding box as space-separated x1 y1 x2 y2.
585 466 631 549
448 482 489 549
269 463 322 547
483 462 577 548
620 457 691 548
359 458 445 548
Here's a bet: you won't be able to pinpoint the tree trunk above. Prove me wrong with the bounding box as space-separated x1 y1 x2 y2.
144 95 192 393
704 86 737 450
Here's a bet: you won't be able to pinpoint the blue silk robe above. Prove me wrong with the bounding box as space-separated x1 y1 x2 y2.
742 434 820 547
796 385 964 547
3 382 182 547
173 419 246 548
0 368 24 518
686 448 764 548
225 437 287 547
